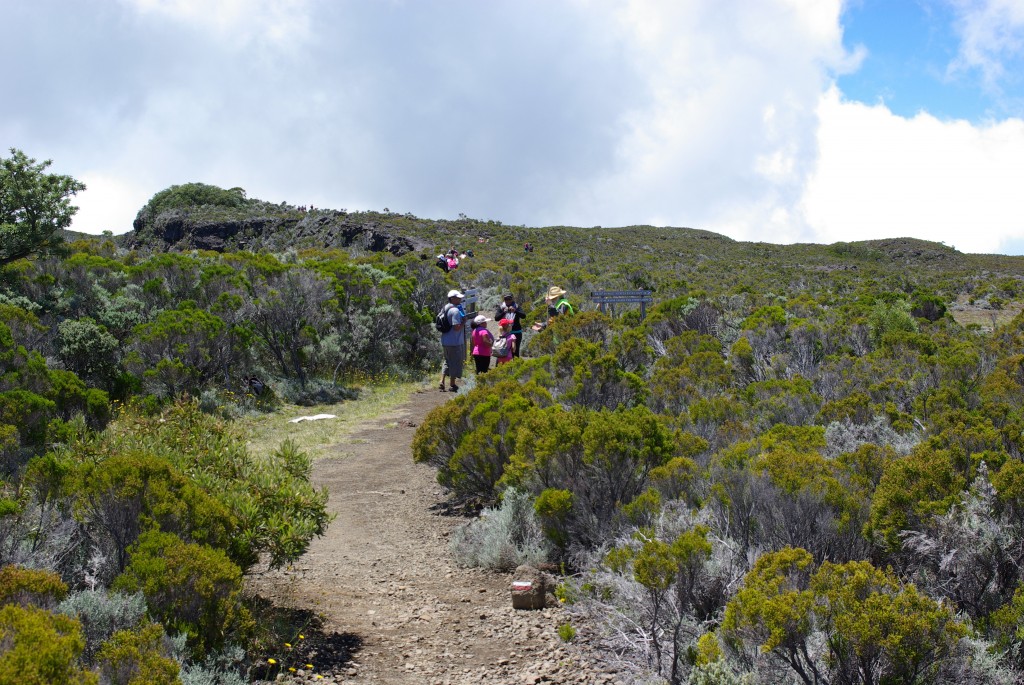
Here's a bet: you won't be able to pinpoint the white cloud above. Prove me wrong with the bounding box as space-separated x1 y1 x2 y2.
73 173 153 235
7 1 1024 254
945 0 1024 89
555 0 852 243
117 0 313 48
799 87 1024 254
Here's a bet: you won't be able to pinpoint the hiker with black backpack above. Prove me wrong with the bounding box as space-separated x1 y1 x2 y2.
437 289 466 392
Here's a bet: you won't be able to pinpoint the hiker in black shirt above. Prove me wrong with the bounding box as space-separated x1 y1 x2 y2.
497 293 524 358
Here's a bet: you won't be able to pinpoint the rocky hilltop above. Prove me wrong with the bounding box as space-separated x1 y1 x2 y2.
120 207 426 255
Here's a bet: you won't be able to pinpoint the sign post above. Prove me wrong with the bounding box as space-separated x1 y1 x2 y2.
590 290 654 320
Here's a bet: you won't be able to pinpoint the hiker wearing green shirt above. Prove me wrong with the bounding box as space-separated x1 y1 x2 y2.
532 286 574 331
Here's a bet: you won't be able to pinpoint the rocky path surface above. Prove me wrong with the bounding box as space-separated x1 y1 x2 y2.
249 387 627 685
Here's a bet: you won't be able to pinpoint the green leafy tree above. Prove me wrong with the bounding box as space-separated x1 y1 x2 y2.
57 318 120 390
0 148 86 267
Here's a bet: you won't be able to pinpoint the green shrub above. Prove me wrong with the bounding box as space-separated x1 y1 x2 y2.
56 318 120 390
113 530 253 659
534 489 574 550
141 183 248 217
0 565 68 609
413 380 551 501
557 621 576 642
96 623 179 685
0 389 55 448
0 604 97 684
72 451 236 573
103 399 330 571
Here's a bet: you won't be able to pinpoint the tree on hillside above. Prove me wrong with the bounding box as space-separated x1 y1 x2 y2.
0 148 86 267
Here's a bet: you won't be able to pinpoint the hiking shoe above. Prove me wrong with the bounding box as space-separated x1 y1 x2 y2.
449 385 459 392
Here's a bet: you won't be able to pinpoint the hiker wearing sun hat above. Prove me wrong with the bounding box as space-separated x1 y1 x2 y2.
438 289 466 392
532 286 574 332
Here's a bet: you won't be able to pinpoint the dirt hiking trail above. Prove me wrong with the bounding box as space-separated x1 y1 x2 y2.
249 386 626 685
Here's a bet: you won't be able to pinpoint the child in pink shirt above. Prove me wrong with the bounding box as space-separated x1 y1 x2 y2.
494 319 516 365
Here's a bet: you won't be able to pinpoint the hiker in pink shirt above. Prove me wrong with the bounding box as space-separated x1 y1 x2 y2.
470 314 494 374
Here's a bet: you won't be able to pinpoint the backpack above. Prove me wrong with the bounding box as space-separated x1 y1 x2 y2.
491 335 510 358
435 305 453 333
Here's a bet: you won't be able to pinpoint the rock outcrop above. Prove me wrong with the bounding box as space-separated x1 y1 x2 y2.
122 208 426 256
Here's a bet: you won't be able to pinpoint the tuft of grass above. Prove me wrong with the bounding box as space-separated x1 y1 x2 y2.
557 622 577 642
232 381 426 462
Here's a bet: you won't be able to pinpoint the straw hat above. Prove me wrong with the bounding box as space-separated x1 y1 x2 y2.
546 286 567 299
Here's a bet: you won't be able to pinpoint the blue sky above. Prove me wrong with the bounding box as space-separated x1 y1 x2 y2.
2 0 1023 255
840 0 1024 121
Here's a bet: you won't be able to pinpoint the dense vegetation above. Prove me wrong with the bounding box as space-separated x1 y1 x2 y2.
418 291 1024 681
6 147 1024 682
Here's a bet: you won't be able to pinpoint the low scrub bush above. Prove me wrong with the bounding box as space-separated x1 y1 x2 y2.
450 488 549 571
96 622 179 685
57 589 147 661
72 451 236 574
176 643 247 685
91 399 331 571
277 378 356 406
0 564 67 609
413 380 552 502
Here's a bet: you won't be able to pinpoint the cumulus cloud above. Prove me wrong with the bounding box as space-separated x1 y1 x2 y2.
2 0 1023 253
552 0 855 242
800 87 1024 254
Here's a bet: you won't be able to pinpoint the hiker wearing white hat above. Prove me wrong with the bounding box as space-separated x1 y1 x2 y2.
470 314 494 375
438 290 466 391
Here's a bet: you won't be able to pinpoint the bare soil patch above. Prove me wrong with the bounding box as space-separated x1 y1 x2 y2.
948 294 1021 331
248 386 620 685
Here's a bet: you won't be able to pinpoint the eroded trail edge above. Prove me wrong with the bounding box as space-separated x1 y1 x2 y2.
249 388 620 685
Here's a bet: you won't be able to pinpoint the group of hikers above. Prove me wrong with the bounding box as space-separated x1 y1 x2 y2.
435 247 475 273
438 286 574 392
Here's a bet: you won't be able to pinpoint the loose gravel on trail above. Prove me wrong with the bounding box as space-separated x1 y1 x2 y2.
248 387 629 685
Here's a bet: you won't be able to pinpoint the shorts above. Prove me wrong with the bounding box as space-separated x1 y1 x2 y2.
442 344 465 379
